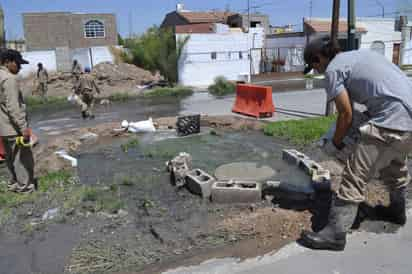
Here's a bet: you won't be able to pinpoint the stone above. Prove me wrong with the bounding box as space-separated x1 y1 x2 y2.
211 180 262 204
167 152 192 187
215 162 275 181
312 169 331 192
186 169 215 198
282 149 308 165
171 162 190 187
42 208 60 221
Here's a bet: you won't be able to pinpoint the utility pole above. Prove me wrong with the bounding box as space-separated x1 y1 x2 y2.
309 0 313 20
375 0 385 18
347 0 356 51
326 0 340 116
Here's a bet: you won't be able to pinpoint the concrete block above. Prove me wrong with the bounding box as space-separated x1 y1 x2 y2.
299 159 323 175
282 149 308 165
186 169 215 198
211 181 262 204
263 180 314 202
311 169 331 192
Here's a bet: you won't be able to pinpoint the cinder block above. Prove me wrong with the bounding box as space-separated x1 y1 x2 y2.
186 169 215 198
299 159 323 175
211 181 262 204
282 149 308 165
312 169 331 191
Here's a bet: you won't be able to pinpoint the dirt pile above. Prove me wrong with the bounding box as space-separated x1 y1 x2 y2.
92 62 160 85
21 62 160 98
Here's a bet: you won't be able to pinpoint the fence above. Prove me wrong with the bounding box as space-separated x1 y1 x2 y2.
260 46 305 73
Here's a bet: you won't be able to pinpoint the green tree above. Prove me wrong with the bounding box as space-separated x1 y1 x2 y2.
123 26 189 85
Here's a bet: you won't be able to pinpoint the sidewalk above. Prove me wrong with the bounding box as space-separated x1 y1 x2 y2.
164 208 412 274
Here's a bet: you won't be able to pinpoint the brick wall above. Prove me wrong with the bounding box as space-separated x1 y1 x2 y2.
23 12 118 51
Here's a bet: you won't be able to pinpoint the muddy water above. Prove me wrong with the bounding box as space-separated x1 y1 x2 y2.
29 96 183 140
77 129 310 190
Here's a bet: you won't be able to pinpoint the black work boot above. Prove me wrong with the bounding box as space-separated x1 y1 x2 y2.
300 196 358 251
81 111 88 119
375 187 407 225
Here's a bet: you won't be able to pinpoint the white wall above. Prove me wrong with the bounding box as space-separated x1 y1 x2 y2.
20 50 57 77
71 46 114 71
358 18 401 61
177 27 264 86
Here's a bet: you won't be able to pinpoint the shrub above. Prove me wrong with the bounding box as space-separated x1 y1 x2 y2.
208 76 236 96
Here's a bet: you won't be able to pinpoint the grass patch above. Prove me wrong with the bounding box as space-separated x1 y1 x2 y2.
121 138 140 153
263 115 337 146
208 76 236 96
108 93 137 102
25 96 68 109
142 147 178 159
143 86 193 98
80 186 124 214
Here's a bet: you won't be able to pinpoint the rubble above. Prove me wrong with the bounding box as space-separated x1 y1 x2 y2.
166 152 193 187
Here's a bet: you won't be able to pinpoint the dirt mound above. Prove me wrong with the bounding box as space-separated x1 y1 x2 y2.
92 62 160 84
20 63 161 98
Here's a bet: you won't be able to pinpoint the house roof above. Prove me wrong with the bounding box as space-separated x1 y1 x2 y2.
178 11 235 24
175 23 215 34
304 19 367 33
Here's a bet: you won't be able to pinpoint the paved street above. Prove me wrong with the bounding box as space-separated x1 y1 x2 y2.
164 208 412 274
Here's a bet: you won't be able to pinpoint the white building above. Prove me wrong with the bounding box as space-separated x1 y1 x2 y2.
264 18 401 73
357 17 401 63
176 24 264 86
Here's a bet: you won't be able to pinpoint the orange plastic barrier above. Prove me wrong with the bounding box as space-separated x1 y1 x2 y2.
0 137 4 161
232 84 275 118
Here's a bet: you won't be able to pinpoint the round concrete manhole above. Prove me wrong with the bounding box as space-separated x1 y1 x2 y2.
214 162 276 181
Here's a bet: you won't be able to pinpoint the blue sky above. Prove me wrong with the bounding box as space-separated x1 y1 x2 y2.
1 0 403 39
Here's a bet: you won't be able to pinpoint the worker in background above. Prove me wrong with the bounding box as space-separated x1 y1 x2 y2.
73 67 100 119
299 37 412 251
0 49 36 193
36 62 48 101
71 59 82 78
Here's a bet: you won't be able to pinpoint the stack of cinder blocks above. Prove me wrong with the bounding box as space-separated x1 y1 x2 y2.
166 153 263 203
282 149 331 191
166 153 215 199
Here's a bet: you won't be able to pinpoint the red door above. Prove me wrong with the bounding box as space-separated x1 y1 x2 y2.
393 43 400 65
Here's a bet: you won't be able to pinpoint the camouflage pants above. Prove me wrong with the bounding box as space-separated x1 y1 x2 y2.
74 93 95 116
337 124 412 203
38 82 48 99
2 136 35 191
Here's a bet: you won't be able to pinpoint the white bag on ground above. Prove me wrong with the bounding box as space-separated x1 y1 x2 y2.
67 94 79 104
122 118 156 133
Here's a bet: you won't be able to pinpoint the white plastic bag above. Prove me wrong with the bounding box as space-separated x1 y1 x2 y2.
121 118 156 133
67 94 78 104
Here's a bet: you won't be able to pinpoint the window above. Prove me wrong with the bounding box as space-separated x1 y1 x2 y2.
239 52 243 59
228 52 232 60
370 41 385 56
211 52 217 60
84 20 105 38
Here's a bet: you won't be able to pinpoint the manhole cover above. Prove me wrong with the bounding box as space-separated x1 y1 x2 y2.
215 162 276 181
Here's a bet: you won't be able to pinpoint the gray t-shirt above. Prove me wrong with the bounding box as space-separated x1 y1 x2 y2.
325 50 412 131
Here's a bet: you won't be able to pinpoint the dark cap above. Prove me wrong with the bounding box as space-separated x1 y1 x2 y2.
303 36 331 74
0 49 29 65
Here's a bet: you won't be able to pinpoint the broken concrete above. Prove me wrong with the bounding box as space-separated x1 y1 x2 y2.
298 159 323 176
166 153 192 187
211 181 262 204
282 149 309 166
311 169 331 192
185 169 215 199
